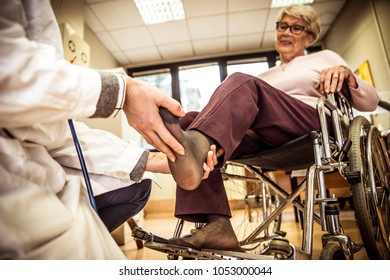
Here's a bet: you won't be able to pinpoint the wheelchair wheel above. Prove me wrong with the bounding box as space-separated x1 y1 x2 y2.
222 165 282 253
348 116 390 259
320 243 346 260
264 238 294 259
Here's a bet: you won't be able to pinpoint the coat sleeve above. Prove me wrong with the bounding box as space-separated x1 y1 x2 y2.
49 121 147 181
0 3 123 128
0 1 144 181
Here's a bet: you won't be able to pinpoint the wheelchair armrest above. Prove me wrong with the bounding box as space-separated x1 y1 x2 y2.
379 100 390 111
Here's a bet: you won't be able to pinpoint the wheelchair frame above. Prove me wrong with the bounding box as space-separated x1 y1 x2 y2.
220 86 390 259
132 85 390 260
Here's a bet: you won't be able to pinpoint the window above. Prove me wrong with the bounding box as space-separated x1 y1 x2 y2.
179 63 221 112
227 58 270 77
126 47 322 150
133 69 172 97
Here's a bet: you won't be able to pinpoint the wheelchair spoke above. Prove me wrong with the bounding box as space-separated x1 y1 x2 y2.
223 167 283 253
349 116 390 259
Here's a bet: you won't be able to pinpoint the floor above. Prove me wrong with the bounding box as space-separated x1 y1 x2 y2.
119 203 368 260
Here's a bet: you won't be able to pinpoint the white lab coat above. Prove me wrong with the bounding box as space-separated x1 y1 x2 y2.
0 0 146 259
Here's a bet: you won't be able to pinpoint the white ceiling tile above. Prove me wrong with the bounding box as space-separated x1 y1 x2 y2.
148 21 190 44
159 42 193 59
318 25 330 41
229 10 268 36
314 0 345 2
89 0 143 30
313 1 346 25
85 0 107 3
110 26 153 50
124 47 162 64
265 8 283 31
261 31 276 49
228 0 271 12
229 34 262 51
319 11 339 26
111 50 130 65
193 38 227 56
188 15 227 40
84 6 105 32
95 31 120 51
183 0 227 17
84 0 347 66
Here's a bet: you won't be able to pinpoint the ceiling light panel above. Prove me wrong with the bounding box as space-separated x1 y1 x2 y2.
271 0 314 8
134 0 185 25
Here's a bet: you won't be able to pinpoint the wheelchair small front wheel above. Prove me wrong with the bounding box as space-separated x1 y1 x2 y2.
320 243 346 260
265 238 294 259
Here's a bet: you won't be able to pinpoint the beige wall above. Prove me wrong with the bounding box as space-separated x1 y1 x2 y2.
323 0 390 128
51 0 84 36
51 0 117 69
373 0 390 75
324 0 390 93
51 0 136 141
84 24 119 69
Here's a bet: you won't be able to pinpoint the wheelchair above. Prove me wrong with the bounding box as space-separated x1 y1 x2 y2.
133 83 390 260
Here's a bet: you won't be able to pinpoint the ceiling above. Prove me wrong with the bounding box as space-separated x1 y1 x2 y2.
84 0 347 68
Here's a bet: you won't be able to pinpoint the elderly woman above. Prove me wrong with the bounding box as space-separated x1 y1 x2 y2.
162 4 379 251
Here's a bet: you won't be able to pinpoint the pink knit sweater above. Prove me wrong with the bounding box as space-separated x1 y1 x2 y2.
258 50 379 112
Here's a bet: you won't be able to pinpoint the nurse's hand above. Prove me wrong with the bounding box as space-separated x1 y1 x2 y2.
146 145 223 180
123 76 185 162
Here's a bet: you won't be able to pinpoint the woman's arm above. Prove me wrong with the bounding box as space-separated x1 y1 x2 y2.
316 51 379 112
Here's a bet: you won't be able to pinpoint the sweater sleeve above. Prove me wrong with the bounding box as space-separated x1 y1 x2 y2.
258 50 379 112
321 50 379 112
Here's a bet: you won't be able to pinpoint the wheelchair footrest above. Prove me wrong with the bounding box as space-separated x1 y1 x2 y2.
144 241 275 260
132 226 169 244
275 230 287 237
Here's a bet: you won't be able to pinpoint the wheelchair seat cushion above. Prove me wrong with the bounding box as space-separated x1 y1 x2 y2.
231 134 314 171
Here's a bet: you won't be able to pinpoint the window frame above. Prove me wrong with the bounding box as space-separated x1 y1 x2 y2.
126 46 322 104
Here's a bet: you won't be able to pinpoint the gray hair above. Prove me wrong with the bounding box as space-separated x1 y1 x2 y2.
276 4 321 44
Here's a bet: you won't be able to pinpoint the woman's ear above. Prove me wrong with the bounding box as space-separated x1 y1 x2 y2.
306 34 315 47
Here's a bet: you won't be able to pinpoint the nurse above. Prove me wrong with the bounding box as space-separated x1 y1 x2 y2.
0 0 217 259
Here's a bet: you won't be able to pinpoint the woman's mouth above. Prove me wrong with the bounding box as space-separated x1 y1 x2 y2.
279 39 293 46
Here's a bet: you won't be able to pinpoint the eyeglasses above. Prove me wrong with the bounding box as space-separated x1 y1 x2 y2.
276 22 312 35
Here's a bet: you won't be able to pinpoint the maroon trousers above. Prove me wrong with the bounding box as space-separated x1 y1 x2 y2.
175 73 326 223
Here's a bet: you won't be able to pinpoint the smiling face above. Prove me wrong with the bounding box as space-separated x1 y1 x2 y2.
275 15 315 64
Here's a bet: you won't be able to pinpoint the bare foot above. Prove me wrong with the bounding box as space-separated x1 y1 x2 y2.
159 108 214 190
167 215 241 251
